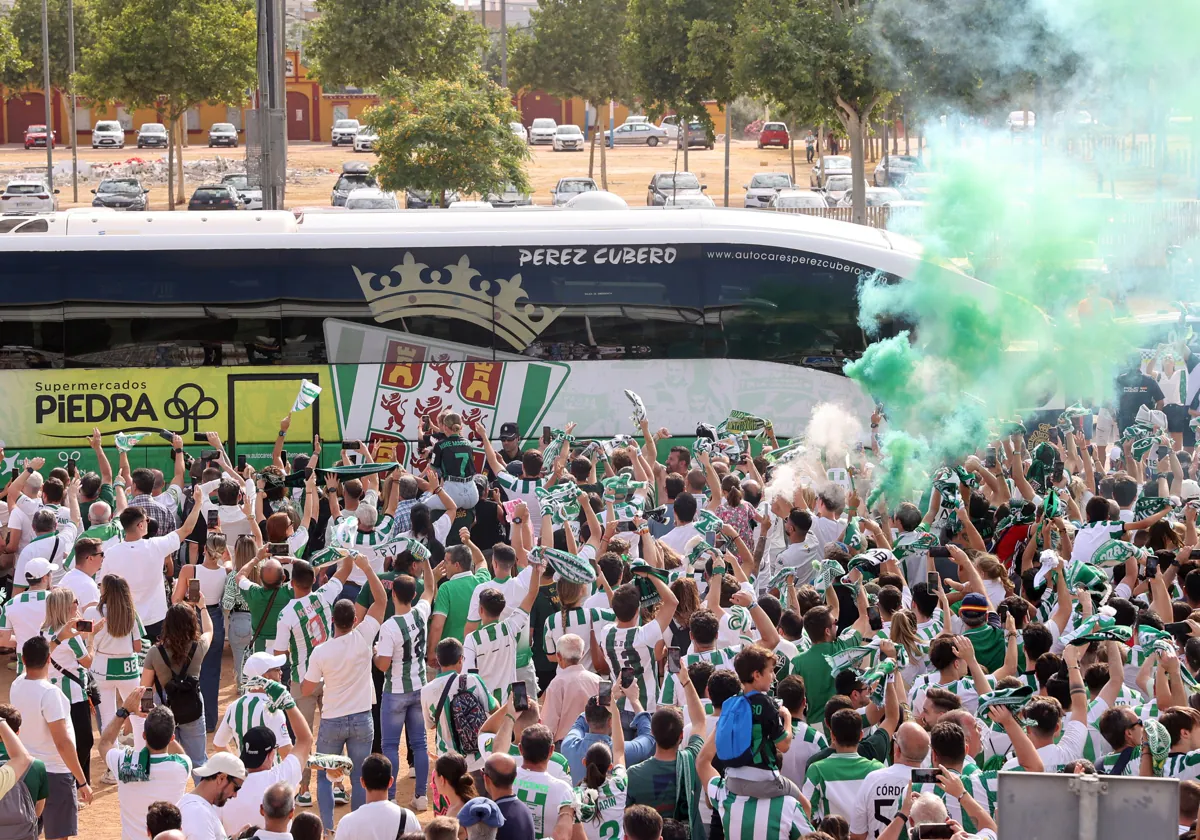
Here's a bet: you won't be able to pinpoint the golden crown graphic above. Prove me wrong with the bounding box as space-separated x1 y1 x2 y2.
353 253 565 350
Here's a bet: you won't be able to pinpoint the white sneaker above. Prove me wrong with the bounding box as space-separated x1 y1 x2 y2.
99 770 117 785
410 795 428 812
407 766 416 779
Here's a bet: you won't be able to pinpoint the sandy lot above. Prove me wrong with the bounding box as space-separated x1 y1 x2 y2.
0 137 825 210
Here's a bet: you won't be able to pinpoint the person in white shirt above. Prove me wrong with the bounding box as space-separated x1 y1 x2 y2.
1002 644 1089 772
0 557 57 666
60 537 104 613
10 635 92 840
301 553 385 830
658 492 701 556
178 752 247 840
98 686 192 840
513 724 576 840
849 722 930 840
249 781 298 840
6 462 74 555
14 507 78 591
808 483 848 557
219 691 314 838
463 562 542 703
100 486 203 640
774 509 821 586
332 754 420 840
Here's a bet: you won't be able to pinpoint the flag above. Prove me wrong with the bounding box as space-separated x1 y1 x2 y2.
316 462 400 478
625 390 647 427
115 432 150 452
717 410 769 438
292 379 322 412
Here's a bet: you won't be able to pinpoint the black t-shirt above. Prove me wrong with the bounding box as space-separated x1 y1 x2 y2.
469 499 506 549
432 435 476 479
1116 371 1164 431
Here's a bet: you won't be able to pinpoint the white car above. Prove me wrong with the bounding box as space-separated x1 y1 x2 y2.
208 122 239 148
2 178 58 212
220 173 263 210
529 118 557 145
136 123 168 149
550 177 597 206
658 115 679 140
769 189 826 209
820 175 867 206
344 188 400 210
353 127 379 152
91 120 125 149
743 172 794 208
552 125 585 151
664 194 715 208
510 122 528 143
331 119 361 146
836 186 903 208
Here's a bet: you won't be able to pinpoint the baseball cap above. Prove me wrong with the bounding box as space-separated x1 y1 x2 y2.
960 592 989 612
1183 479 1200 502
499 422 520 441
194 752 248 780
239 725 277 770
458 797 506 828
242 651 287 679
24 557 59 581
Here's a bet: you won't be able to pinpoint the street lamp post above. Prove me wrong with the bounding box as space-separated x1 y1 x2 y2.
41 0 53 193
68 0 78 203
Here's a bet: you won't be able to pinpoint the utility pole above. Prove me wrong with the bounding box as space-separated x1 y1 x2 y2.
68 0 78 203
251 0 286 209
40 0 55 197
499 0 507 87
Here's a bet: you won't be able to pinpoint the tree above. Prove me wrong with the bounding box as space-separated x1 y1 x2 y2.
0 14 28 80
76 0 256 207
508 0 630 188
0 0 94 91
305 0 486 90
369 68 530 207
735 0 894 223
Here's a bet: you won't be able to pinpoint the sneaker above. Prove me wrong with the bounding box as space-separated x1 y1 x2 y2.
407 766 416 779
296 791 313 807
99 770 117 786
333 787 349 805
410 796 428 812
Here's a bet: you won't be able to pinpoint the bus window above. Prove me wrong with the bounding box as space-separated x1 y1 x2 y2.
0 308 65 368
63 312 284 367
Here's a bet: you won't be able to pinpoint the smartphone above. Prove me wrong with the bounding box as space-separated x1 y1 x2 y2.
200 449 221 461
1166 621 1192 643
916 825 955 840
140 693 155 713
340 440 360 450
66 457 76 478
1048 427 1061 444
542 425 552 443
193 433 210 443
74 618 92 633
598 680 612 707
269 542 289 556
927 571 940 591
984 447 997 468
1052 460 1064 483
158 430 177 443
1191 550 1200 561
928 546 951 559
620 667 635 689
911 768 941 785
1147 556 1159 579
10 467 18 482
867 606 881 630
667 646 682 675
187 578 201 603
206 509 218 528
280 450 289 467
237 454 247 471
511 682 529 712
616 520 638 533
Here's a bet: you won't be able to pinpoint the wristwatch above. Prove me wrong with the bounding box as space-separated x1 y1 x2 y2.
512 517 523 524
278 430 287 438
115 708 130 719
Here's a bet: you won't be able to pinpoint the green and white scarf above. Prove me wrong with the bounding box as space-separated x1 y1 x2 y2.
115 432 150 453
717 409 770 438
536 479 581 525
117 747 151 783
292 379 321 412
977 685 1034 718
625 390 647 427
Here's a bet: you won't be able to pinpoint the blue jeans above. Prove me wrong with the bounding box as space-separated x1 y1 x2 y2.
201 604 225 731
227 610 253 694
381 690 427 799
316 710 373 828
176 708 209 786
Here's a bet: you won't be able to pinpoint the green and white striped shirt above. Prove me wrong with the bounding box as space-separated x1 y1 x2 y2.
378 601 431 694
781 721 828 789
575 765 627 840
214 693 291 755
496 474 546 538
1163 750 1200 780
464 608 530 702
601 621 665 711
659 644 742 706
271 578 344 683
0 590 49 667
707 776 814 840
45 629 90 704
802 752 883 822
543 607 615 666
1097 747 1143 776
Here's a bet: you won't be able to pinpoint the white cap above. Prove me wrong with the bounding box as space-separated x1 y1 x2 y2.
243 651 287 679
24 557 58 581
1182 480 1200 502
193 752 247 781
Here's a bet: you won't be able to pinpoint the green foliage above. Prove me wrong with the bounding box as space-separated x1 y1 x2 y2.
508 0 629 105
0 0 94 91
0 14 28 81
369 68 530 204
305 0 486 90
76 0 255 119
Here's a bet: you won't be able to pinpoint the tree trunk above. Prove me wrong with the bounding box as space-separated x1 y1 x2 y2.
175 115 186 206
600 120 608 190
838 100 869 226
167 119 176 211
682 119 689 173
790 134 796 185
588 120 597 181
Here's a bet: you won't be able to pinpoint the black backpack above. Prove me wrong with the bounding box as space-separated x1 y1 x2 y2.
157 642 203 724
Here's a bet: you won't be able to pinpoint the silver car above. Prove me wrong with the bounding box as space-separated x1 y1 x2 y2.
136 123 168 149
743 172 794 208
220 173 263 210
809 155 852 188
510 122 528 143
353 127 379 152
872 154 922 187
836 186 902 208
820 175 867 206
769 189 826 209
529 118 557 145
604 122 667 147
208 122 239 148
550 177 597 206
646 172 704 206
487 183 533 207
344 188 400 210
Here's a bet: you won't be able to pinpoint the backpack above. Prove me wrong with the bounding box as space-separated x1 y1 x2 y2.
715 691 756 764
435 674 488 755
157 642 203 725
0 763 38 840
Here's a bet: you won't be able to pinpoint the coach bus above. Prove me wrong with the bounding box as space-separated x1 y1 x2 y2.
0 200 1002 472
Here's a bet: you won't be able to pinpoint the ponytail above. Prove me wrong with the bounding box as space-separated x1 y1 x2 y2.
583 743 612 792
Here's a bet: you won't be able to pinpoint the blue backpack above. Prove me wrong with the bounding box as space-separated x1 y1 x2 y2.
715 691 758 763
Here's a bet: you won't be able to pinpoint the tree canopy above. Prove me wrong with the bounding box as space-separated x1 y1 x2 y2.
0 15 27 81
509 0 629 107
0 0 94 91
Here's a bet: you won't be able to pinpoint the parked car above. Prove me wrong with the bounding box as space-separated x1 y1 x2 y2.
646 171 705 206
1006 110 1036 131
487 183 533 207
897 171 941 200
604 122 668 147
208 123 239 148
680 121 714 149
331 119 361 146
353 126 379 152
622 115 649 125
757 122 790 149
529 118 558 145
809 155 852 187
23 125 55 149
664 194 715 208
188 184 242 210
743 172 794 208
344 188 400 210
405 189 461 208
91 178 149 211
91 120 125 149
550 177 597 206
819 175 868 206
331 162 377 206
220 173 263 210
2 178 58 212
872 154 922 187
836 186 903 208
136 123 168 149
658 115 679 140
553 125 585 151
769 189 827 209
510 122 528 143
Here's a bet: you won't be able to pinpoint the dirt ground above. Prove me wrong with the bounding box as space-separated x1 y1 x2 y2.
0 137 821 209
0 645 429 840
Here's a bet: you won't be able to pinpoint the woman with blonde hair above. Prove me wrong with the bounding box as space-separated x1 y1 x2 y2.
889 608 928 684
175 531 229 731
221 533 258 692
42 587 94 779
975 555 1014 607
428 411 480 512
90 574 144 730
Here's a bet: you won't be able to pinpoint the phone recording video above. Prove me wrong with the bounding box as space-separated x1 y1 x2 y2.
667 646 682 675
140 692 155 713
598 680 612 707
926 571 940 591
916 825 954 840
620 667 635 689
511 682 529 712
928 546 951 559
911 768 941 785
237 454 247 471
74 619 93 633
206 509 219 528
187 579 201 603
269 542 289 557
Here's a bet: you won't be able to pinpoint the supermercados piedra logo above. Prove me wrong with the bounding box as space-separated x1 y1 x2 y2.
33 379 218 440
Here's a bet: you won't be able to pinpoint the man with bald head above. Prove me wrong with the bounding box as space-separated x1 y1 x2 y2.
256 781 295 840
483 754 535 840
153 831 188 840
849 722 931 840
237 555 295 655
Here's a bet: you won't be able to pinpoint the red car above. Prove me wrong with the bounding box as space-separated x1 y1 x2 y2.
23 125 56 149
756 122 790 149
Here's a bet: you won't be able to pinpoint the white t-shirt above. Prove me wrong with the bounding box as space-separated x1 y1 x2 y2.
333 800 420 840
514 766 575 840
305 615 380 718
0 590 48 655
179 792 228 840
658 523 700 555
16 525 77 584
850 761 914 838
466 566 533 623
810 515 846 558
106 748 192 840
1002 718 1087 772
10 675 73 774
777 536 822 585
1071 521 1127 566
219 753 302 836
10 495 73 554
99 532 182 626
60 568 100 611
